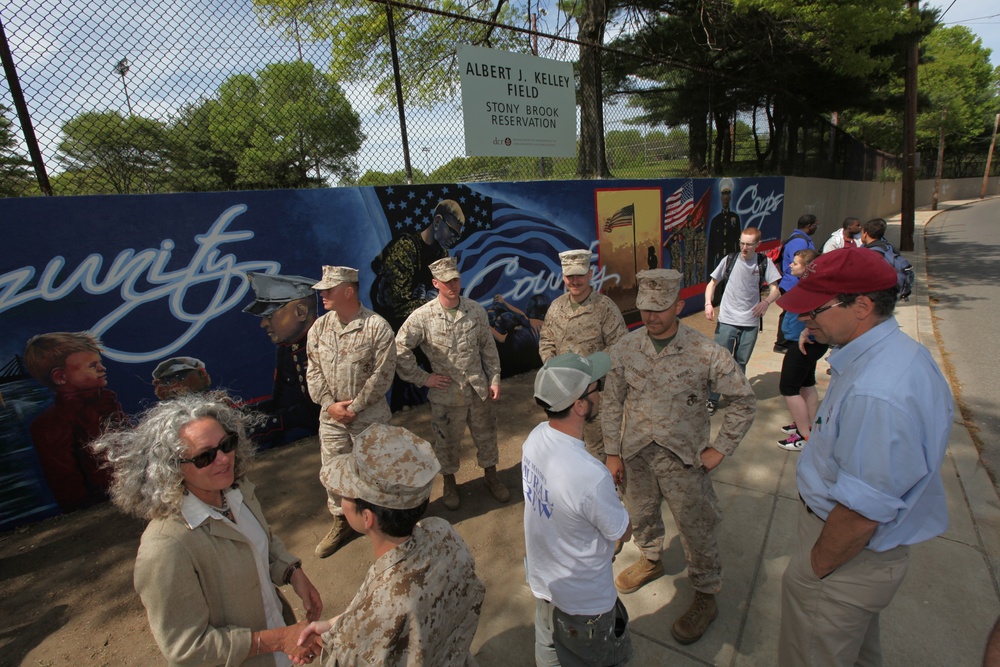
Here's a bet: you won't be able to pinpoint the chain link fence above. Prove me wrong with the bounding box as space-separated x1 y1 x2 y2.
1 0 982 198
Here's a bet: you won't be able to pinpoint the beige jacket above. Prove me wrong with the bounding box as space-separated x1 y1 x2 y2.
306 306 395 428
133 480 298 666
538 290 627 362
602 323 756 464
395 296 501 405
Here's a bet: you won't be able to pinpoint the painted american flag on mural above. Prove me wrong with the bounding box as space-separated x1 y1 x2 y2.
603 204 635 232
663 180 694 231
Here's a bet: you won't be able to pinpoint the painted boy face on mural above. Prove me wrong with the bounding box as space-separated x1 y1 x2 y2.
53 351 108 392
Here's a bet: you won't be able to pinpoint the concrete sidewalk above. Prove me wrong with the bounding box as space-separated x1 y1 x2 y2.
469 198 1000 666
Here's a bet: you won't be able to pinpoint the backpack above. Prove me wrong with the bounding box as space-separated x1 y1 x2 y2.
764 229 810 278
711 252 769 308
866 241 914 301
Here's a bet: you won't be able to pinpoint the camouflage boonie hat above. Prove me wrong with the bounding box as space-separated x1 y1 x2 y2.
243 272 317 317
429 257 461 282
635 269 682 311
559 249 593 277
151 356 205 381
320 424 440 509
312 266 358 290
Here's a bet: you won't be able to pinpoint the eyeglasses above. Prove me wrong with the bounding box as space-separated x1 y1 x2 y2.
179 433 238 469
442 214 463 234
804 301 845 319
579 378 605 401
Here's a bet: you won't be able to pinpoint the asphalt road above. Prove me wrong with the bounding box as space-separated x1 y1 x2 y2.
925 197 1000 482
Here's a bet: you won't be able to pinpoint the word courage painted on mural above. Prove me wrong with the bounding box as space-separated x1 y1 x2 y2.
734 184 784 229
0 205 278 363
464 242 620 305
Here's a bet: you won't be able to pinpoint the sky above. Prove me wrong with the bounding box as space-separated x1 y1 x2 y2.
927 0 1000 66
3 0 999 184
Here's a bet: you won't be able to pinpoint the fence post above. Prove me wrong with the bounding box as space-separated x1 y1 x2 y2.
0 16 52 195
384 0 414 184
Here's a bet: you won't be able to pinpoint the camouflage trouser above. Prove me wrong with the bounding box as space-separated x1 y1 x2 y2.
429 388 498 475
318 419 370 516
623 443 723 594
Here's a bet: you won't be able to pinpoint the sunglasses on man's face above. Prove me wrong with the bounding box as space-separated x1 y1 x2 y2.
579 377 605 400
179 433 238 469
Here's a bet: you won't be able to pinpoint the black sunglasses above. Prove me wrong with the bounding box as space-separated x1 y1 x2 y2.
579 377 605 400
804 301 845 320
179 433 238 469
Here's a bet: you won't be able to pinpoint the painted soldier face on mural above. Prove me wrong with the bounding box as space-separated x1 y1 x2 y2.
53 351 108 392
432 214 463 249
721 190 732 210
260 299 311 345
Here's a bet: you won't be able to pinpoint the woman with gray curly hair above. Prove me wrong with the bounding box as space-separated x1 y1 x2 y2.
91 392 323 666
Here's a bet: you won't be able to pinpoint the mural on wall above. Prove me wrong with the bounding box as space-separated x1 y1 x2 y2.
0 176 784 529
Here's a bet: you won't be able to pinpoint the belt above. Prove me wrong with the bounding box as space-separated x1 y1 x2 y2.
799 494 824 522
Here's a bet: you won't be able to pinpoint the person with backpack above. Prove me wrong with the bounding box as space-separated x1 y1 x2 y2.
861 218 915 301
704 227 781 416
773 214 819 352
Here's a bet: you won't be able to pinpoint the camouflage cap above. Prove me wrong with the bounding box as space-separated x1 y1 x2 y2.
151 356 204 381
534 351 611 412
635 269 682 311
320 424 440 510
312 266 358 290
429 257 461 282
243 272 317 317
559 249 593 277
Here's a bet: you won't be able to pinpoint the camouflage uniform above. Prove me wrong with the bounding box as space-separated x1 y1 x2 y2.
538 290 626 460
602 322 755 594
395 296 501 475
307 306 396 516
322 517 485 666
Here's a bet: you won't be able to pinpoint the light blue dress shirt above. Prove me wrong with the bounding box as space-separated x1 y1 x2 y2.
797 317 953 551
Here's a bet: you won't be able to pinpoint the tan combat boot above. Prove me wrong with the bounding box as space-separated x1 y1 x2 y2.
671 591 718 645
614 555 664 593
314 515 355 558
442 474 460 510
483 466 510 503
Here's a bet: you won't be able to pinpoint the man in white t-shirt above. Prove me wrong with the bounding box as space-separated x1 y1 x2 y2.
704 227 781 415
524 352 633 667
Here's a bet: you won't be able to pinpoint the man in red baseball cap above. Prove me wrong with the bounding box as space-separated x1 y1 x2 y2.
775 246 953 666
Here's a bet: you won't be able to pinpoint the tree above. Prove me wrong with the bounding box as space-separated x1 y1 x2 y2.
252 0 525 110
0 106 34 197
843 26 998 157
211 62 365 188
167 62 365 189
57 111 168 194
605 0 928 174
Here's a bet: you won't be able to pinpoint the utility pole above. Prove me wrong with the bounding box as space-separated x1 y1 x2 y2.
982 113 999 199
931 110 946 211
900 0 919 252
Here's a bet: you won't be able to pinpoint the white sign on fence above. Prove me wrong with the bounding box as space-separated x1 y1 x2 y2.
457 44 576 158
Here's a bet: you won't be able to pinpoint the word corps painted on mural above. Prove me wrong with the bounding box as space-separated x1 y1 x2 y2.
734 184 784 229
0 205 277 363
